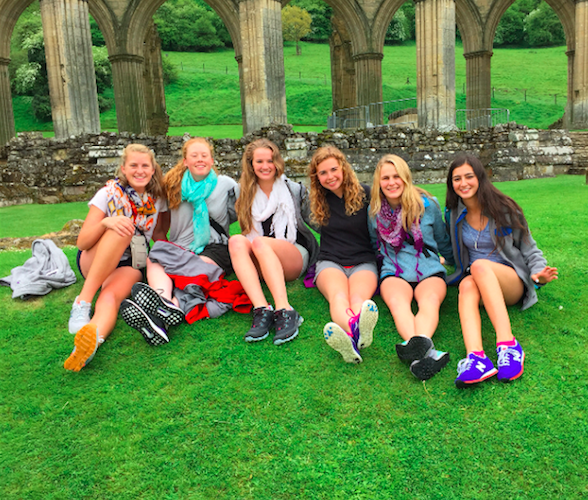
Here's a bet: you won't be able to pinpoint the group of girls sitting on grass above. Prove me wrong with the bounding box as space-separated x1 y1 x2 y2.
64 139 558 388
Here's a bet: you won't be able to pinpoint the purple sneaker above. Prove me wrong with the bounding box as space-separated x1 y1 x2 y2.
455 353 498 388
496 340 525 383
324 322 362 364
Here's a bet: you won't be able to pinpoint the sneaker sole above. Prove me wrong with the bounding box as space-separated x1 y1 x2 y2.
120 299 169 346
396 336 434 363
64 324 99 372
410 352 450 380
455 368 498 388
131 283 184 327
324 323 362 364
497 352 525 383
358 300 378 349
244 331 271 342
273 316 303 346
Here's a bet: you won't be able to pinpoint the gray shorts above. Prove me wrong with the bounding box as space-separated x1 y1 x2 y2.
295 243 310 279
314 260 378 284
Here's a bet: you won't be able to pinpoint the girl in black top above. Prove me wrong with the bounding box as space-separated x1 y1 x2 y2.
308 145 379 364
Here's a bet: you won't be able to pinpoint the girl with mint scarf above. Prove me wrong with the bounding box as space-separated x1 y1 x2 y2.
120 137 239 345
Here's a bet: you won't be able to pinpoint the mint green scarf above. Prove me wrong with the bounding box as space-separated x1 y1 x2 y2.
181 169 218 253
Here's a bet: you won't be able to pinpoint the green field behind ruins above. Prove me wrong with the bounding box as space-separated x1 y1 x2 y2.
11 41 568 138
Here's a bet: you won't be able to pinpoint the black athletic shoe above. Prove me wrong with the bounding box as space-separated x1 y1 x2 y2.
131 282 184 327
410 350 451 380
273 308 303 345
244 306 275 342
395 336 434 363
120 299 169 346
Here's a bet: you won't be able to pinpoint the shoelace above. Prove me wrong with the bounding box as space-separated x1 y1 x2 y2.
71 301 90 320
346 308 360 331
457 356 473 375
497 346 521 367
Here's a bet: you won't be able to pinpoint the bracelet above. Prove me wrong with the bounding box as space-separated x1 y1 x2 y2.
534 278 540 284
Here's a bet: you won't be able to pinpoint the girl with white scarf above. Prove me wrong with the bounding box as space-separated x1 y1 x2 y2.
229 139 318 346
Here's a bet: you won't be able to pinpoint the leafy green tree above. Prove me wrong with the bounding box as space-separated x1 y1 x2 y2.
282 5 312 55
154 0 225 52
385 9 408 44
291 0 332 42
524 4 565 47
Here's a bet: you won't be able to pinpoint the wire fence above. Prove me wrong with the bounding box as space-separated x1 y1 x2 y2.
329 99 510 131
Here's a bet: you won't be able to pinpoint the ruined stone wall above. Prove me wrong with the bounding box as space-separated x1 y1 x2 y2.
0 123 583 207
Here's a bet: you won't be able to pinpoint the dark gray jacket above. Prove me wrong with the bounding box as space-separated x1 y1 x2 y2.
445 201 547 310
285 177 320 267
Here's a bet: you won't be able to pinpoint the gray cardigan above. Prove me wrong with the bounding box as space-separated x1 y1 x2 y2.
445 201 547 310
284 177 320 267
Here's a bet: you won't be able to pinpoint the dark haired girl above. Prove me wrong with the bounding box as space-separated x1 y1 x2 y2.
446 154 557 387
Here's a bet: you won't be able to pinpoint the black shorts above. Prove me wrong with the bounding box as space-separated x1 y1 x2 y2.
381 271 445 290
76 249 136 280
200 243 233 275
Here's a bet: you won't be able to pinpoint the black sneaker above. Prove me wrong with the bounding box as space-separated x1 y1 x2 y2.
395 336 434 363
120 299 169 346
131 282 185 327
410 350 451 380
273 308 303 345
244 306 275 342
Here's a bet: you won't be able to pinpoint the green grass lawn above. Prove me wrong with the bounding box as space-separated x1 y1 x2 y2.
1 175 587 499
12 41 568 135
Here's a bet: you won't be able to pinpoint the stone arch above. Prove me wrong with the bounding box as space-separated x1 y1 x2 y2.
485 0 575 51
125 0 241 56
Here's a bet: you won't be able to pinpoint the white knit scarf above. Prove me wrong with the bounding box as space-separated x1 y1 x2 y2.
246 175 297 244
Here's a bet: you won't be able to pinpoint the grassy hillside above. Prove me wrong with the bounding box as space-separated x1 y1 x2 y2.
12 41 568 135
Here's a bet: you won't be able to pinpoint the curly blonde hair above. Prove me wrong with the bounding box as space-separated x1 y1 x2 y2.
116 144 164 199
370 154 431 230
308 145 365 226
164 137 215 210
235 139 285 235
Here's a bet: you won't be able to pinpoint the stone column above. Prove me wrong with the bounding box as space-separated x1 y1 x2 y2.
464 50 492 110
572 0 588 128
330 17 356 112
353 52 384 125
109 54 147 134
0 57 16 146
564 49 574 128
235 54 248 133
414 0 456 130
39 0 100 138
143 23 169 136
239 0 287 133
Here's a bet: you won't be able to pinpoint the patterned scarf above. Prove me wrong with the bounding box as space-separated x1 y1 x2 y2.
105 179 157 234
181 169 218 254
376 198 424 280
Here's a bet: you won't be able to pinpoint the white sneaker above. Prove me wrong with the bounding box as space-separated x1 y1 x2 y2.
68 296 92 334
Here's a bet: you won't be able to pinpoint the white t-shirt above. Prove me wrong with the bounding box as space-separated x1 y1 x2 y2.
89 187 167 260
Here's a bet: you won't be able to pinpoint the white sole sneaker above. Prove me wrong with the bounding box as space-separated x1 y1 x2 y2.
324 322 362 364
358 299 378 349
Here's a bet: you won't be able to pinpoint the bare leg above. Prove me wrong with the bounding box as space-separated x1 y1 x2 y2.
91 266 143 341
348 270 378 316
229 235 269 309
413 277 447 338
78 230 132 303
316 268 353 331
458 260 524 352
146 258 177 306
380 277 416 341
251 237 302 310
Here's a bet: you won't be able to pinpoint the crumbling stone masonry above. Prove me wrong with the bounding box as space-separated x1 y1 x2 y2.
0 124 583 208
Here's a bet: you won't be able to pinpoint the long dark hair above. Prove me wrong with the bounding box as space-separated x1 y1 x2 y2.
446 154 528 248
